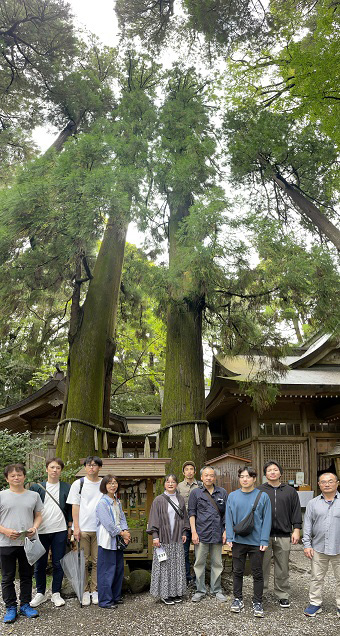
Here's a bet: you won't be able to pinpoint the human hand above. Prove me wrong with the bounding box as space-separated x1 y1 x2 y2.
5 528 20 540
304 547 314 560
291 529 300 545
26 527 37 539
74 527 81 542
259 545 268 552
222 530 226 545
226 541 233 549
192 531 199 545
153 538 161 548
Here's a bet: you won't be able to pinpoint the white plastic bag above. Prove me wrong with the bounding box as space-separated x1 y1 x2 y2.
24 533 46 565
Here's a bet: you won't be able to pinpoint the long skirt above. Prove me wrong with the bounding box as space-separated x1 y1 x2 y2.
150 542 187 599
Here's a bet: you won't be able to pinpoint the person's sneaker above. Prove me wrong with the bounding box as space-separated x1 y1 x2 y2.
230 598 244 613
304 604 322 617
51 593 65 607
172 596 183 603
214 592 227 602
91 592 98 605
20 603 39 618
253 602 264 617
3 607 17 624
279 598 290 608
192 592 205 602
337 608 340 618
82 592 91 606
161 597 175 605
30 593 48 607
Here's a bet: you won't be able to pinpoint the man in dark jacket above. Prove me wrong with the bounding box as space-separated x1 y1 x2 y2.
29 457 72 608
258 460 302 608
188 466 227 602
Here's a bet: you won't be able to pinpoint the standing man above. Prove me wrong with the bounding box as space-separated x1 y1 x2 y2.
258 460 302 608
0 463 43 624
226 466 271 618
66 455 103 606
30 457 72 608
177 461 199 584
303 472 340 618
188 466 227 602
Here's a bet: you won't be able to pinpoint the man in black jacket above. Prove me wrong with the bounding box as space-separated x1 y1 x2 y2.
258 460 302 608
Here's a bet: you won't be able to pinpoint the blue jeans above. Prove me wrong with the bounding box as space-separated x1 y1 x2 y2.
34 530 68 594
97 547 124 607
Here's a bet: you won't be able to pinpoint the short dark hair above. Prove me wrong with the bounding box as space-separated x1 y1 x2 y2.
263 460 283 476
4 463 26 477
100 474 118 494
182 461 196 472
165 473 178 484
238 465 257 478
46 457 64 469
83 456 103 467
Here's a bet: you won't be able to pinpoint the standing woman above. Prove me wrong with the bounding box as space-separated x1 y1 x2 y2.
96 475 130 609
147 474 189 605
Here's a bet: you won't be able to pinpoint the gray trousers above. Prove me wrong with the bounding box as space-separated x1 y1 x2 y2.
194 542 223 595
309 551 340 607
263 536 291 599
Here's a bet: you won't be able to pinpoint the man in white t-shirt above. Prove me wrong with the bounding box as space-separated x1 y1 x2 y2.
30 457 72 608
66 456 102 606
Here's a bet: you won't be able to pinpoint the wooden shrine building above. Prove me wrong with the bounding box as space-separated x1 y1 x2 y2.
206 333 340 493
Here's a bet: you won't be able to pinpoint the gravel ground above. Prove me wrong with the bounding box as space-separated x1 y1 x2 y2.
1 545 339 636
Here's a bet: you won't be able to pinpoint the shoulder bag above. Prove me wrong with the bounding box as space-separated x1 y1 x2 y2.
233 491 262 537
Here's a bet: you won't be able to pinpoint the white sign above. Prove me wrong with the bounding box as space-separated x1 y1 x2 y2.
296 472 305 486
155 546 167 562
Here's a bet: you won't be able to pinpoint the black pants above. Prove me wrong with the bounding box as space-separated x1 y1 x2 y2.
35 530 67 594
232 543 264 603
0 546 33 608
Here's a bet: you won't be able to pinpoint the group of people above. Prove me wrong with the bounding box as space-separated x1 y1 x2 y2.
0 456 130 623
0 456 339 625
147 460 340 620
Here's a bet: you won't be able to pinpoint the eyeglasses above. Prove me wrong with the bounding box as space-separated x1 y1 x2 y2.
86 463 98 468
319 480 338 485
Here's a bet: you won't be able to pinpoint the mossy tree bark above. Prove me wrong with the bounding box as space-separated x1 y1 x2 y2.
57 215 128 461
159 198 207 478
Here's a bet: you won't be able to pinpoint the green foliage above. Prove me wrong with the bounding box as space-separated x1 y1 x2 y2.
0 429 46 490
111 244 166 415
0 0 76 179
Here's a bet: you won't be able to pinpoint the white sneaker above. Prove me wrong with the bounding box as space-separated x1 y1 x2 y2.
82 591 91 606
51 593 65 607
30 592 48 607
91 592 98 604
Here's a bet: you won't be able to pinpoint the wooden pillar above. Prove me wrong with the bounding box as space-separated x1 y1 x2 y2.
146 478 154 557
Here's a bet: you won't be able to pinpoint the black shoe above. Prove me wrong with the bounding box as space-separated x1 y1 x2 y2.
172 596 183 603
116 599 124 604
279 599 290 608
99 603 117 609
161 597 175 605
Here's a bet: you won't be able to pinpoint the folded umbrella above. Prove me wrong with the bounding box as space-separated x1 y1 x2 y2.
60 542 85 606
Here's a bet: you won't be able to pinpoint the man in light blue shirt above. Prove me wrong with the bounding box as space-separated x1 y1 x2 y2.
303 472 340 618
226 466 271 618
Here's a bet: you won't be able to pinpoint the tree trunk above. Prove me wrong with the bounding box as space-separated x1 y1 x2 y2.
258 154 340 250
57 214 128 462
159 198 207 478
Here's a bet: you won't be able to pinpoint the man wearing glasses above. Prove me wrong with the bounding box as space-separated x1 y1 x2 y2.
67 456 102 606
303 472 340 618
